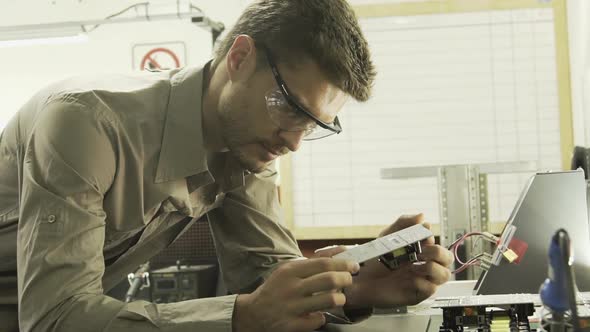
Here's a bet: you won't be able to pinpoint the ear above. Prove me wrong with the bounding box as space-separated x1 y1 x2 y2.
225 35 258 83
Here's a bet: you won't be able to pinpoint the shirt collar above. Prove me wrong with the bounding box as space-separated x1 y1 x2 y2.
155 64 210 184
201 152 247 193
154 63 246 192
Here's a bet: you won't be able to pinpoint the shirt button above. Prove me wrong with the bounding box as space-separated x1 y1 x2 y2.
47 215 56 223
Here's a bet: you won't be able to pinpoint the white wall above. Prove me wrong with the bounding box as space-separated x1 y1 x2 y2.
1 0 589 142
347 0 590 149
0 0 248 129
0 0 247 30
568 0 590 147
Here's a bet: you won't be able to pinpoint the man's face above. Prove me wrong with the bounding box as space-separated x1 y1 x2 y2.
218 53 348 173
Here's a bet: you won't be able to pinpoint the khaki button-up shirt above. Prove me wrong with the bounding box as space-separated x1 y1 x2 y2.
0 64 302 332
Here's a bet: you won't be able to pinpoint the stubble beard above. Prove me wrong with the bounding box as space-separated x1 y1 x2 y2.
218 98 267 173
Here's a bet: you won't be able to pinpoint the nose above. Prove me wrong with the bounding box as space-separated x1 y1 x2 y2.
279 129 306 152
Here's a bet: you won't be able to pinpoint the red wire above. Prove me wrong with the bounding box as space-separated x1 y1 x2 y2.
449 232 485 265
448 232 488 273
453 261 480 274
452 257 481 274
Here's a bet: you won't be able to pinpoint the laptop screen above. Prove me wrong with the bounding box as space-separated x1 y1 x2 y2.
475 170 590 295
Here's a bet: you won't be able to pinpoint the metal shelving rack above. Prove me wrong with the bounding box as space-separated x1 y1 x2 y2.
380 161 537 280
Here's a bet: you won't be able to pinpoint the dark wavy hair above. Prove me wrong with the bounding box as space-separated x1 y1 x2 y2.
213 0 376 102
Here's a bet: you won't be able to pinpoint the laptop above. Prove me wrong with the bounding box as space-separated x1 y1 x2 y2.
475 169 590 295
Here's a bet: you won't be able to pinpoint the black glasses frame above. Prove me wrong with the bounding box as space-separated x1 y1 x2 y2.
262 46 342 135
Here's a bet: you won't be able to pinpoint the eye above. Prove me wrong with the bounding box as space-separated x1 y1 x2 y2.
305 121 317 131
283 106 302 119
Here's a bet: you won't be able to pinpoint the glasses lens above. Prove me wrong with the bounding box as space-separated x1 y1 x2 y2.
303 126 338 141
265 88 342 141
265 89 315 131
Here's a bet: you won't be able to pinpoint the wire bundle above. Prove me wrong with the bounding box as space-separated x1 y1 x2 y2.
447 232 498 274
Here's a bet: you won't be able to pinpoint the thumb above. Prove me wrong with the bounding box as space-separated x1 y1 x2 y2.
312 245 348 258
380 213 425 237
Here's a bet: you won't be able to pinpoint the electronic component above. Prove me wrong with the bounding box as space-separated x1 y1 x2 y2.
126 262 151 303
502 248 518 263
150 263 217 303
491 224 518 267
378 241 421 270
332 224 432 265
505 237 528 265
434 295 536 332
447 232 498 275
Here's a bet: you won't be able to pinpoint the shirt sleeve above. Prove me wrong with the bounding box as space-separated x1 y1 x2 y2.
207 165 303 294
205 161 374 324
17 97 236 332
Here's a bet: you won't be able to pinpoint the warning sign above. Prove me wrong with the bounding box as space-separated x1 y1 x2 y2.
133 42 186 71
141 48 179 70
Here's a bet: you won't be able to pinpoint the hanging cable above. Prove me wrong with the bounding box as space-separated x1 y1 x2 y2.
448 232 498 274
82 2 150 33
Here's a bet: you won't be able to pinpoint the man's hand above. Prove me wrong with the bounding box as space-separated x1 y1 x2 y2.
233 258 360 332
345 214 454 308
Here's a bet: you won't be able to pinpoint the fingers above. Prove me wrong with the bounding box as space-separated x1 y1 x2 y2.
313 245 347 258
300 271 353 296
379 213 425 237
285 258 359 278
290 311 326 332
243 257 358 332
421 222 435 245
411 261 452 285
397 213 425 228
408 277 437 305
418 245 454 267
294 291 347 314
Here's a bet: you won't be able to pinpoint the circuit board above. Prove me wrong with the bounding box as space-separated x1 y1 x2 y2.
332 224 432 264
433 295 537 332
433 294 542 308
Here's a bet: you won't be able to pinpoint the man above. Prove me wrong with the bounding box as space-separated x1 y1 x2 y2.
0 1 453 331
